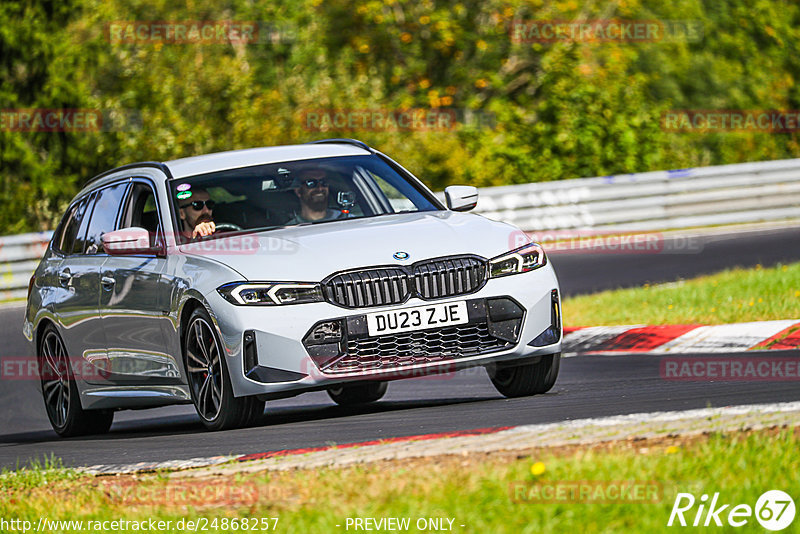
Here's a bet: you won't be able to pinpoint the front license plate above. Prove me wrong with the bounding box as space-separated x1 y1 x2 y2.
366 301 469 336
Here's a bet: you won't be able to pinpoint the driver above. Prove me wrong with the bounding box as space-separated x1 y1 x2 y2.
179 189 216 239
286 169 344 225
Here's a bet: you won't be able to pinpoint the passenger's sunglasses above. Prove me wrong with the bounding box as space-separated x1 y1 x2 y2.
181 200 216 210
302 179 328 189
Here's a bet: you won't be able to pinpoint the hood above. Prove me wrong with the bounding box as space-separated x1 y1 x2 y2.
177 211 528 281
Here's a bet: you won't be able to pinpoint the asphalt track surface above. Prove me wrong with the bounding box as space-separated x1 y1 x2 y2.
1 226 799 470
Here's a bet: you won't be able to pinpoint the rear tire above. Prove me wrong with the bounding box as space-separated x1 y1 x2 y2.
327 382 388 406
183 308 264 430
38 324 114 437
488 353 561 398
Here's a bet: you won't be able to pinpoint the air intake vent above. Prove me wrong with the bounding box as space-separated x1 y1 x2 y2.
325 322 512 374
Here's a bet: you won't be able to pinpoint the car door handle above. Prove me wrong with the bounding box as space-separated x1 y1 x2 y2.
101 276 116 289
58 269 72 286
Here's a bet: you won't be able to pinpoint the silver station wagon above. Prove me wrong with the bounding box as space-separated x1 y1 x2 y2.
23 139 562 435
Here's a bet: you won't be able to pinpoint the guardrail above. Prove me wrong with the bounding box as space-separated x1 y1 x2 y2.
3 158 800 303
0 232 52 302
471 158 800 231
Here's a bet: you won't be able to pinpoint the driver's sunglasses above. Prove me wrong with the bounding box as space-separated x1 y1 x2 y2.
303 179 328 189
181 200 216 210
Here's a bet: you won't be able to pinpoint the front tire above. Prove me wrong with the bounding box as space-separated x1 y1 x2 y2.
183 308 264 430
327 382 388 406
488 353 561 398
38 325 114 437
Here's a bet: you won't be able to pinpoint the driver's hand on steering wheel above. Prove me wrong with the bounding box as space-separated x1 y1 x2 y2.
192 221 216 238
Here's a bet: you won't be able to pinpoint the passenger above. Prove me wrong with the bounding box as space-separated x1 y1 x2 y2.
286 169 344 224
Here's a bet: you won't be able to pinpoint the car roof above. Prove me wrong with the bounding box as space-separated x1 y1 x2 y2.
74 142 377 203
164 143 371 180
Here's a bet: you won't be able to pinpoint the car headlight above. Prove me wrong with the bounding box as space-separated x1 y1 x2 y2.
217 282 325 305
488 242 547 278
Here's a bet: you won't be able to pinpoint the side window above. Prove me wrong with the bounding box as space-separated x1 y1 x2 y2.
55 195 90 254
51 210 71 254
71 193 97 255
368 171 415 212
120 182 161 247
84 182 129 255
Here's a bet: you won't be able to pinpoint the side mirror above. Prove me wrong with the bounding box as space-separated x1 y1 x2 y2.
444 185 479 212
102 227 163 256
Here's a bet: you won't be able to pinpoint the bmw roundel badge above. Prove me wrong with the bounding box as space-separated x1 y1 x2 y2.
393 251 410 260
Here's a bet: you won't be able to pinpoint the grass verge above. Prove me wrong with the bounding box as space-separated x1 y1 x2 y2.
562 261 800 326
0 454 80 490
0 428 797 533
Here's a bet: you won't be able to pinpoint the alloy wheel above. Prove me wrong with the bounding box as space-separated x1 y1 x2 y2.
185 317 224 421
40 330 71 429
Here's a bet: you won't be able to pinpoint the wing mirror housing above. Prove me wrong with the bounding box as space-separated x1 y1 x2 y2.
102 227 165 256
444 185 479 212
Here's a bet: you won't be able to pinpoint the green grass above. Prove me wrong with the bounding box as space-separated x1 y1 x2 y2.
562 262 800 326
0 455 81 491
1 429 798 533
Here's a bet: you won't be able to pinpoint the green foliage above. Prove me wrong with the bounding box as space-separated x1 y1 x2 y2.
2 0 800 231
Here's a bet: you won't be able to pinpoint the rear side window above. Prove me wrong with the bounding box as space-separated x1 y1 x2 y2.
55 195 91 254
84 182 129 255
70 193 97 255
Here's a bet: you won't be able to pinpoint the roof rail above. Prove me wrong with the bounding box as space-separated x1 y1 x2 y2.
84 162 173 187
306 138 374 153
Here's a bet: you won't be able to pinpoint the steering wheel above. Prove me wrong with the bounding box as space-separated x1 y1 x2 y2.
214 223 243 233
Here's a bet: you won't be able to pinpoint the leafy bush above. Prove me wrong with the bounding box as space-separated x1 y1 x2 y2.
2 0 799 232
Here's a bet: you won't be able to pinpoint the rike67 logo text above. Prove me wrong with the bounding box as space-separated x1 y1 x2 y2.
668 490 795 531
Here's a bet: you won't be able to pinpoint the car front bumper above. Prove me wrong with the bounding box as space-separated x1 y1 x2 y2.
208 264 562 398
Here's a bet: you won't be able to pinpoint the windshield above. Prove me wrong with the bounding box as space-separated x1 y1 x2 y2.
169 155 441 242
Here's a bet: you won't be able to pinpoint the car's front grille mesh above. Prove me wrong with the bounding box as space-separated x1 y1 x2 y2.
413 257 486 299
324 256 486 308
324 322 511 374
326 268 410 307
